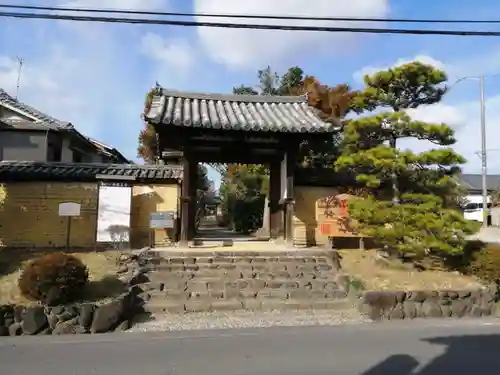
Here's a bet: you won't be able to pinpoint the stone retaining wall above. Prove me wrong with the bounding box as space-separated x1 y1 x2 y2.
0 250 150 337
0 292 138 336
359 288 499 321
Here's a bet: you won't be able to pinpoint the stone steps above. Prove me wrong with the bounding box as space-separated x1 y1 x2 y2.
142 279 340 295
135 250 348 314
148 272 332 283
140 286 347 300
149 259 333 272
151 262 330 272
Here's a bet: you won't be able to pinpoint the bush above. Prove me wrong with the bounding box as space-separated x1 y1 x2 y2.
18 252 89 305
232 196 265 234
467 244 500 283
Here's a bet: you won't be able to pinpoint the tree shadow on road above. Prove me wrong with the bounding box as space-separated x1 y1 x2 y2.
361 334 500 375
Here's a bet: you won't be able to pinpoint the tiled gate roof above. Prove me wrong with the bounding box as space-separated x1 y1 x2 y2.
145 89 338 133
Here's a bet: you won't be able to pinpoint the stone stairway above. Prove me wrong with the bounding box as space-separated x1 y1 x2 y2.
133 250 352 314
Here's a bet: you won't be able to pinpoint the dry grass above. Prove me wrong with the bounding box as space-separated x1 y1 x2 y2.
0 249 127 306
339 249 483 291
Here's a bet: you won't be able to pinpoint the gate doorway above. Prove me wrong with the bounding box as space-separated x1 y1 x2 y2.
195 162 271 247
143 88 338 247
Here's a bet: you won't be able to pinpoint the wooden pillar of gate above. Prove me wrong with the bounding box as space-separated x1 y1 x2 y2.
180 151 193 247
188 161 197 240
283 142 298 247
269 159 282 239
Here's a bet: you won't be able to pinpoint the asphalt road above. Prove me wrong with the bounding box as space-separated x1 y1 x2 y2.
2 319 500 375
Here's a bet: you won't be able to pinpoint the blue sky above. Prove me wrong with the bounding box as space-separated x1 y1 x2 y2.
2 0 500 189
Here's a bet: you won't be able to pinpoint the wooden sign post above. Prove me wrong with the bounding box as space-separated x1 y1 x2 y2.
58 202 81 250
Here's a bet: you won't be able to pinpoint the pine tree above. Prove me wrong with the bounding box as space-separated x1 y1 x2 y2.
336 62 476 258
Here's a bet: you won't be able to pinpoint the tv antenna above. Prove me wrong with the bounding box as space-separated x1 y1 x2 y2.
15 56 24 100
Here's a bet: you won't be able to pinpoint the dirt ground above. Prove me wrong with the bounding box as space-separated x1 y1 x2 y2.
0 248 126 306
339 249 483 291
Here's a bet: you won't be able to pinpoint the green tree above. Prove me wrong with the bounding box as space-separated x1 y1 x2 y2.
220 66 360 232
336 61 476 258
230 66 359 170
219 164 268 233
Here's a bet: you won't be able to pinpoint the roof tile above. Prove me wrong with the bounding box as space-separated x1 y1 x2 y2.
145 89 337 133
0 161 182 182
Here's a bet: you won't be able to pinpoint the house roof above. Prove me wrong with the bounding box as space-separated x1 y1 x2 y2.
145 88 338 133
86 137 130 163
0 117 63 131
0 161 182 183
459 174 500 191
1 89 129 162
0 89 72 130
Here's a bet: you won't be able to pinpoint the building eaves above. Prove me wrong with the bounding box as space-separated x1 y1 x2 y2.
0 161 182 183
145 88 339 133
0 118 62 131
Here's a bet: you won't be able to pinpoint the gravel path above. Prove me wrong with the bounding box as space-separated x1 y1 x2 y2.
127 309 372 332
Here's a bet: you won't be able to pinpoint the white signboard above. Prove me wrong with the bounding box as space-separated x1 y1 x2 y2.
96 185 132 243
58 202 81 217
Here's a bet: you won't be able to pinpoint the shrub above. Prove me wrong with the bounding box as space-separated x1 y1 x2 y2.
467 244 500 283
18 252 89 305
232 196 265 234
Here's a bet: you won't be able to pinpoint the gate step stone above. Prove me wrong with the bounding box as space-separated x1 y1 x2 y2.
135 250 348 314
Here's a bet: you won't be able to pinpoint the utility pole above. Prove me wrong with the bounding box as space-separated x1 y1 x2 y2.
15 56 24 100
449 74 493 228
479 75 489 228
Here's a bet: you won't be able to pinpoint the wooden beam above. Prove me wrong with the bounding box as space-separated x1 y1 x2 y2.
188 153 281 164
156 125 333 150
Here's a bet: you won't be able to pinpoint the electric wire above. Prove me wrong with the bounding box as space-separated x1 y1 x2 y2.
1 10 500 36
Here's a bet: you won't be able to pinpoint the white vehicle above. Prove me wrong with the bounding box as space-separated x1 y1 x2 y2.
463 195 491 222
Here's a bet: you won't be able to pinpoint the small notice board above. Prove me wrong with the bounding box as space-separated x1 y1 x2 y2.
58 202 81 249
58 202 81 217
149 211 175 229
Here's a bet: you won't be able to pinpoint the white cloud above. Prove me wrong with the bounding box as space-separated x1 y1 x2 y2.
353 48 500 85
193 0 390 69
56 0 170 34
61 0 168 12
141 33 196 74
0 50 87 125
406 103 467 131
401 96 500 173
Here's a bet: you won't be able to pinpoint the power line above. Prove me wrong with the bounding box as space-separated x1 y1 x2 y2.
1 3 500 24
2 10 500 36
